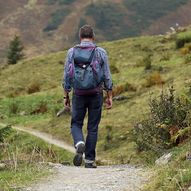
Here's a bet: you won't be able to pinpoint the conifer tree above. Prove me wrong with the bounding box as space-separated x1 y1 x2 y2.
7 36 24 64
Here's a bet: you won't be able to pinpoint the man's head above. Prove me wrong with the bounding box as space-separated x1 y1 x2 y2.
79 25 95 41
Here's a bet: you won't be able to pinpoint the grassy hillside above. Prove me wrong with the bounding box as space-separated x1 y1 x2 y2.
0 27 191 189
0 0 191 61
0 124 72 190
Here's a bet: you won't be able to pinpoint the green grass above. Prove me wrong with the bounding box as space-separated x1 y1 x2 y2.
0 164 50 191
1 30 191 164
0 124 72 190
144 140 191 191
1 27 191 188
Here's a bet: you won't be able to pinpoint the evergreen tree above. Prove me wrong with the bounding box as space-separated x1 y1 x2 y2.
7 36 24 64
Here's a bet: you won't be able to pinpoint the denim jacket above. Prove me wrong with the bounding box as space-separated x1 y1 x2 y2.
63 41 113 92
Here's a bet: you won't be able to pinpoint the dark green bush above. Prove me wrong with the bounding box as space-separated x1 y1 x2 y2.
47 0 75 5
7 36 24 65
134 120 171 153
8 101 19 115
184 54 191 64
149 86 188 127
0 126 13 143
134 86 191 152
176 32 191 49
43 9 70 32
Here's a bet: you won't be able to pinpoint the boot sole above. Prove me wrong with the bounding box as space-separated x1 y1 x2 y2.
73 153 83 166
73 143 85 166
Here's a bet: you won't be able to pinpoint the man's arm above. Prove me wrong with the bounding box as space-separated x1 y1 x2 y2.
99 48 113 109
62 49 73 108
105 90 112 109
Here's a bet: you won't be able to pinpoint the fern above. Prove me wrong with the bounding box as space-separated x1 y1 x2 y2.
171 126 191 144
0 126 13 143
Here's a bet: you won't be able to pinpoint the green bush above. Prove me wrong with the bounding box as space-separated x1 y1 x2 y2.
184 54 191 64
176 31 191 49
136 54 152 69
134 86 191 153
27 81 41 94
47 0 75 5
0 125 12 142
144 71 164 88
43 8 70 32
8 101 19 115
7 36 24 65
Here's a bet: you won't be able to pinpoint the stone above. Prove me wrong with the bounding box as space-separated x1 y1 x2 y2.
113 95 128 101
155 152 172 165
0 163 6 169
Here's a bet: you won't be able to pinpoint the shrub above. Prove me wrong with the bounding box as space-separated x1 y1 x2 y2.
30 101 48 115
159 51 170 61
8 101 19 115
144 55 152 70
180 47 190 55
136 54 152 70
184 54 191 64
113 82 136 97
0 125 13 142
149 86 187 128
134 86 191 153
7 36 24 65
176 31 191 49
180 43 191 55
47 0 75 5
27 82 41 94
134 120 170 152
110 65 119 74
144 71 165 87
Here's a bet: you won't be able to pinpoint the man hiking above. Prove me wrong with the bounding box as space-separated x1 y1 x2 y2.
63 25 113 168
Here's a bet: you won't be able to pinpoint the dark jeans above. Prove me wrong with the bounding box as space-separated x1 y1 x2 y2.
71 93 103 161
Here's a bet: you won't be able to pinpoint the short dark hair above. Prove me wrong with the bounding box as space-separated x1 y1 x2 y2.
79 25 95 39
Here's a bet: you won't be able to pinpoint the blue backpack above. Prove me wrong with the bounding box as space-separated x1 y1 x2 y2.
68 45 104 91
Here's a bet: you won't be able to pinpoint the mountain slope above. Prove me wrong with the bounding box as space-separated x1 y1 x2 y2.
1 0 191 62
1 23 191 191
0 26 191 161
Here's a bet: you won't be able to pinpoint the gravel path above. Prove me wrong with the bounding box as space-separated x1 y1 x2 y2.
0 123 150 191
25 164 150 191
0 123 75 153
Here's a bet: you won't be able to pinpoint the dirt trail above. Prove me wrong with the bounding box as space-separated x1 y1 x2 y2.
25 164 150 191
0 123 150 191
0 123 75 153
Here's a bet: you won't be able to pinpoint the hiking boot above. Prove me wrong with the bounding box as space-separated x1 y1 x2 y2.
73 142 85 167
85 162 97 168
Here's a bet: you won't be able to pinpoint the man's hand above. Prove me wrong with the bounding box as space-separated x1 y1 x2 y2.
64 91 71 109
105 90 113 109
64 97 70 108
